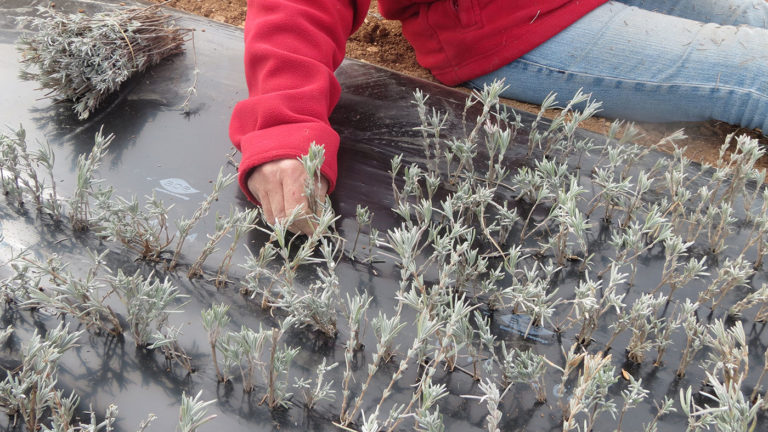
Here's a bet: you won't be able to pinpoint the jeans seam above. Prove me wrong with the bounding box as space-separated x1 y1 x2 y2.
516 58 768 100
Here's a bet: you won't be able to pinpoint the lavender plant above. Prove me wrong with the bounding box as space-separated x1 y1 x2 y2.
616 375 649 432
293 358 338 410
20 250 122 335
218 317 298 409
170 168 236 270
216 208 258 286
265 320 300 409
0 323 82 431
676 300 710 377
562 352 618 432
188 207 241 278
272 239 345 337
680 369 762 432
110 269 188 350
499 342 548 403
201 303 231 382
92 190 175 261
219 324 270 392
178 390 217 432
0 126 54 213
339 291 373 425
70 127 112 230
462 379 503 432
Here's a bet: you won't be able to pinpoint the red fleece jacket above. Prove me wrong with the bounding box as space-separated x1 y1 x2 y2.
229 0 607 203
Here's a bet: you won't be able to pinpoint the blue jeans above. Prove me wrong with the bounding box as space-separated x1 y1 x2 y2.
468 0 768 132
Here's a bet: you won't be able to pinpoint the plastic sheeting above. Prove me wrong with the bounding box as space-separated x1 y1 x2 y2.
1 1 766 431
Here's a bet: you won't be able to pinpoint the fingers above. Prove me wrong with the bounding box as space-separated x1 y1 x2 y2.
247 159 329 236
281 172 315 235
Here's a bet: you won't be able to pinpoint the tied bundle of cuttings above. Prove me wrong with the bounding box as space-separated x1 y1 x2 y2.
17 4 192 120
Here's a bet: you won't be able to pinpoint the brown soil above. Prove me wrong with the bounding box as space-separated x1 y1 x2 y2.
155 0 767 176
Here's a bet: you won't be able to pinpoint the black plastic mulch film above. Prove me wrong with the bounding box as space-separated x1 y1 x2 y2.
0 1 766 431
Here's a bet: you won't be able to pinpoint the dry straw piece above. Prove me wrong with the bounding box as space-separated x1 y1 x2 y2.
17 4 192 119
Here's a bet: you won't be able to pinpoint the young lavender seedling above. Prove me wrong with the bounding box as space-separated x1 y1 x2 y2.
368 311 441 429
0 128 26 207
462 379 503 432
698 257 754 310
170 168 236 270
676 300 710 377
70 127 112 231
680 369 762 432
371 310 406 365
652 235 708 297
704 320 749 389
293 358 338 410
241 240 278 308
642 397 676 432
150 324 194 373
110 269 188 348
222 324 270 392
615 375 649 432
188 208 240 279
0 323 82 431
300 142 327 216
265 318 300 410
351 204 372 260
20 250 123 336
499 342 548 403
729 283 768 318
625 293 666 364
0 126 49 211
92 190 175 261
339 291 373 425
411 368 448 432
201 303 231 382
216 208 258 287
562 352 617 432
34 140 64 222
273 238 344 337
178 390 217 432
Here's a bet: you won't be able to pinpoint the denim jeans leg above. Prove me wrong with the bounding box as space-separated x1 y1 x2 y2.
618 0 768 27
468 1 768 132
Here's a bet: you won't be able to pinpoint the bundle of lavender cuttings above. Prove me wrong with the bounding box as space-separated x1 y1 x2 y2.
17 5 192 120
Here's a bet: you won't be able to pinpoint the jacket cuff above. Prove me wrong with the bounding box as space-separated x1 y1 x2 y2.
237 122 340 205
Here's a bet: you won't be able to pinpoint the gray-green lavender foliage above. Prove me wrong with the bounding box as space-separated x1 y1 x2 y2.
110 269 188 348
0 323 82 431
170 168 236 270
178 391 217 432
91 190 175 260
293 358 338 410
201 303 231 382
680 369 762 432
71 127 112 231
0 126 62 218
20 249 122 335
17 5 192 120
217 317 298 409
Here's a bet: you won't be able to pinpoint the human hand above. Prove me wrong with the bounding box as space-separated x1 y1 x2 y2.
247 159 329 235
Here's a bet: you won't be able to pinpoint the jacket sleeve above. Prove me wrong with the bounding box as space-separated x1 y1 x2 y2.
229 0 370 203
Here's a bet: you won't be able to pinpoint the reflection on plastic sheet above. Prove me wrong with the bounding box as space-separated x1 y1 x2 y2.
0 217 40 257
156 177 200 200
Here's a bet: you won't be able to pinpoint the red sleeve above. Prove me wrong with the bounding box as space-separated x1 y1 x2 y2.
229 0 370 203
